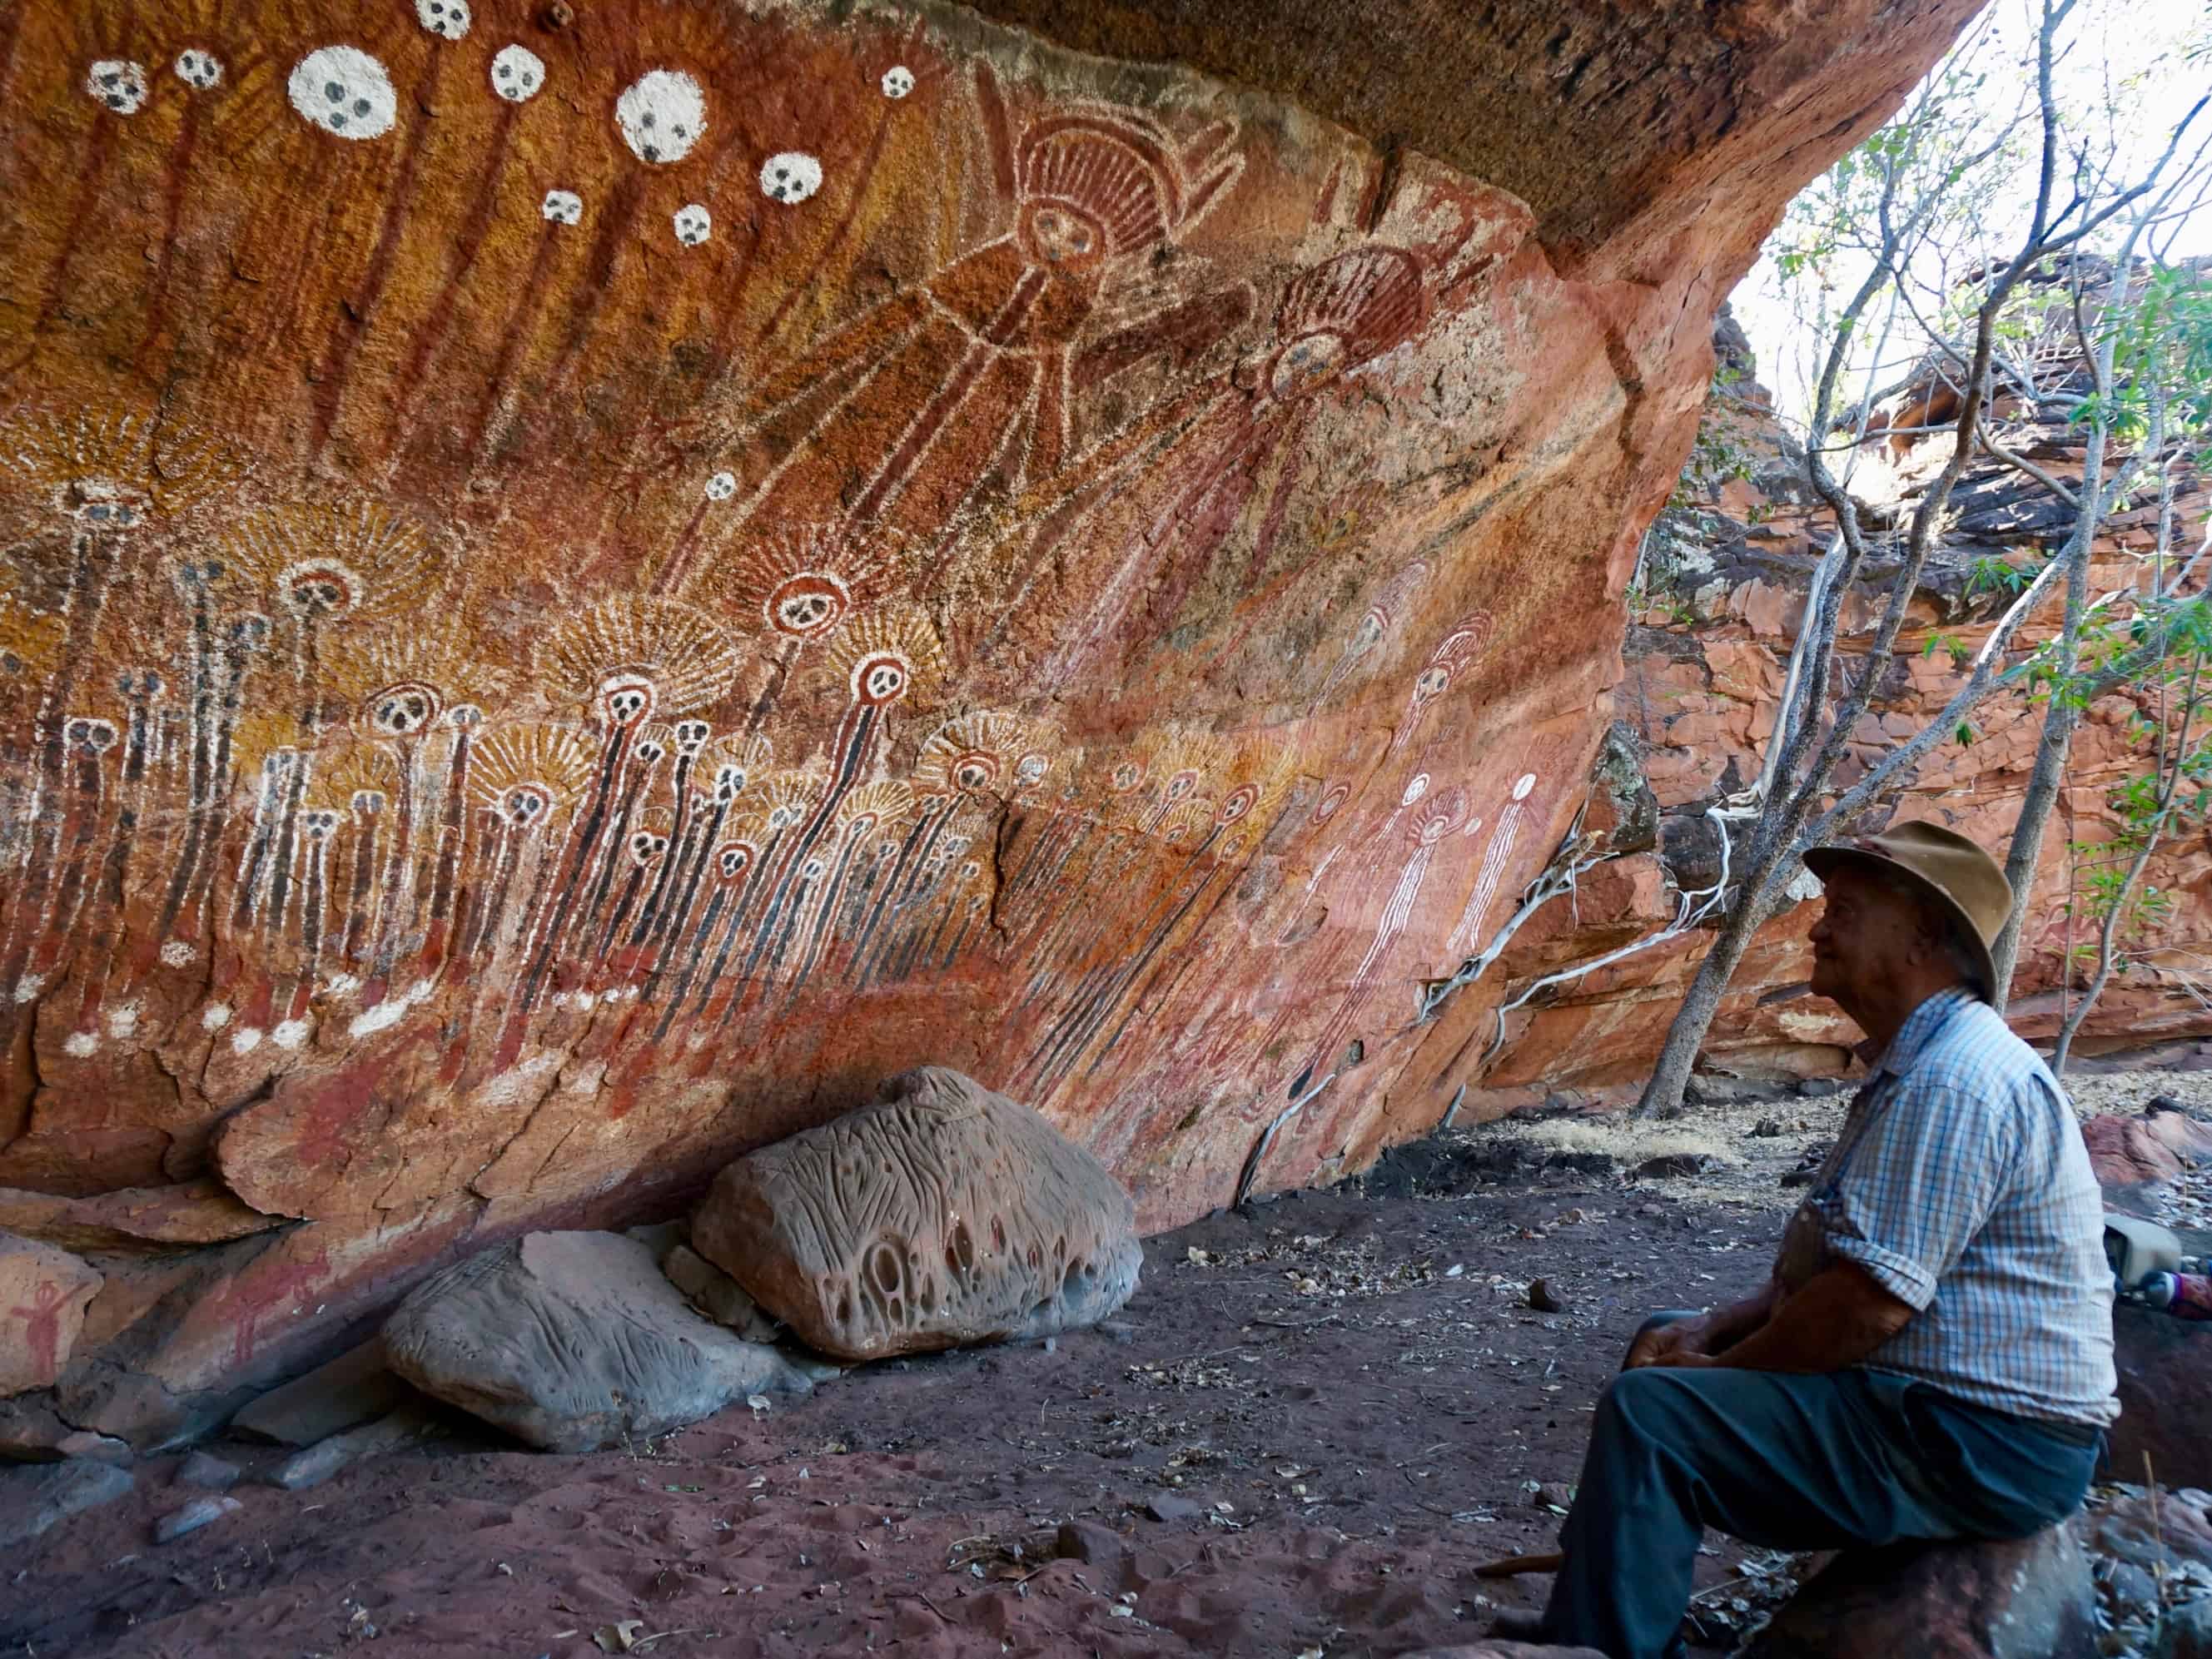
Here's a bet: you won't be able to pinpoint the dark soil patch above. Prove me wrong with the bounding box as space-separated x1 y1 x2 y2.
2 1165 1779 1658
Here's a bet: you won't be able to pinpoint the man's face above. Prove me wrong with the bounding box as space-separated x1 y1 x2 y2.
1808 866 1925 1005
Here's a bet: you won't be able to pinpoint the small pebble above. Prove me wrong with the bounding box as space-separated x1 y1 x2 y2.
156 1495 241 1542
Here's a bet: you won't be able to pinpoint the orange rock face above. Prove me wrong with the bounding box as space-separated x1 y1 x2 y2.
0 0 1976 1418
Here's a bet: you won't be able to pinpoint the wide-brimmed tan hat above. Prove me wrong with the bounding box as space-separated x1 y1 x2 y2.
1802 821 2013 997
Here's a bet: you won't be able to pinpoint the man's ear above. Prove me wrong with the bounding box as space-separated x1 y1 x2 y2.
1909 910 1948 967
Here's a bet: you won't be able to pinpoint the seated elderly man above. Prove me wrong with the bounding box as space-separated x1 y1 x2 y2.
1535 822 2117 1659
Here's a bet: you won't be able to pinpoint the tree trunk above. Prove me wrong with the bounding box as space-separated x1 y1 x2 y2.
1637 909 1761 1116
1991 696 2081 1010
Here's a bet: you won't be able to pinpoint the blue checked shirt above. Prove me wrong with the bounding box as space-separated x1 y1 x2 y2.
1774 986 2118 1427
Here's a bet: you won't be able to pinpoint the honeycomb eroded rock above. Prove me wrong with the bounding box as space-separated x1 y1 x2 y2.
691 1067 1141 1361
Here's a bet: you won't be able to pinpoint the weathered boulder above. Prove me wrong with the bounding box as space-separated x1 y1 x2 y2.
0 1459 134 1548
0 1233 102 1398
382 1232 813 1453
230 1339 410 1447
693 1067 1141 1361
2082 1109 2212 1214
2109 1305 2212 1491
1399 1645 1607 1659
1741 1526 2097 1658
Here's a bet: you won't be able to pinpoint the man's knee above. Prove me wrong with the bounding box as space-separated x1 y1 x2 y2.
1594 1364 1668 1435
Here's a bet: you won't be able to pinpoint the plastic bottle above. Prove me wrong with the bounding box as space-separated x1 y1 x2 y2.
2142 1272 2212 1319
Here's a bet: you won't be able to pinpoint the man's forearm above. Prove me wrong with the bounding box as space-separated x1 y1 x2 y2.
1710 1264 1912 1373
1704 1281 1780 1351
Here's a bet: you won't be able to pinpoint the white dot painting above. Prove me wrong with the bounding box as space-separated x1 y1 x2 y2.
674 203 712 246
87 60 150 116
881 66 915 98
288 46 399 141
615 69 705 165
759 151 823 204
490 44 544 102
705 471 737 501
542 189 583 224
174 49 224 91
416 0 472 40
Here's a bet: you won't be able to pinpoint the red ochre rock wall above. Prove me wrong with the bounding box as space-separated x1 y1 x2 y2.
0 0 1977 1435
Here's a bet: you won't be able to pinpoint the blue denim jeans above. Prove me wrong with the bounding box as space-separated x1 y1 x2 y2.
1536 1318 2100 1659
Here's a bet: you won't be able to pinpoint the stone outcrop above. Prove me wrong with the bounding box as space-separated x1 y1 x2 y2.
1741 1527 2098 1659
693 1066 1141 1359
0 0 1980 1411
382 1230 813 1452
2083 1108 2212 1214
2108 1304 2212 1492
0 1181 283 1254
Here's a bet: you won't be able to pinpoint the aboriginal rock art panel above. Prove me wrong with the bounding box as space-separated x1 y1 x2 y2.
0 0 1629 1278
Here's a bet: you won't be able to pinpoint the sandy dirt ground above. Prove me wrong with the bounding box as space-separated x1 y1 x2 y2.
0 1069 2198 1659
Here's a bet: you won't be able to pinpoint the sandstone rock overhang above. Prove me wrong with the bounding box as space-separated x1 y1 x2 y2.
0 0 1979 1428
957 0 1986 277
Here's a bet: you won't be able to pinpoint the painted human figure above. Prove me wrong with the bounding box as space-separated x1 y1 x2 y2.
679 77 1247 589
1448 770 1538 954
973 241 1434 687
208 1249 331 1371
1250 765 1444 1067
8 1280 65 1381
1293 782 1470 1092
1387 608 1495 757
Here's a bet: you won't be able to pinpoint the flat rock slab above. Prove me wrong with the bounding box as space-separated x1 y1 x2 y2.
2108 1305 2212 1491
1741 1524 2096 1658
271 1406 438 1491
0 1180 282 1254
231 1339 409 1447
155 1494 241 1542
693 1066 1141 1362
383 1232 813 1453
0 1459 134 1547
0 1231 102 1397
1399 1645 1608 1658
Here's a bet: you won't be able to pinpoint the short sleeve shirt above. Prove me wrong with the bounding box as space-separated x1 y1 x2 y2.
1773 986 2117 1428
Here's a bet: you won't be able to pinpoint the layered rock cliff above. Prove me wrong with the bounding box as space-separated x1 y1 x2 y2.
1445 278 2212 1114
0 0 1978 1440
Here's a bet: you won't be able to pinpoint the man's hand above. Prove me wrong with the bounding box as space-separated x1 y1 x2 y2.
1699 1263 1914 1374
1625 1316 1714 1370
